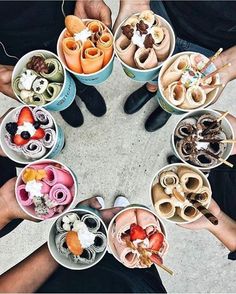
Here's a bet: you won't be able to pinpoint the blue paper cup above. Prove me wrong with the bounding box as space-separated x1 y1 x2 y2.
0 106 65 165
157 51 221 114
57 24 115 86
114 14 175 82
12 50 76 112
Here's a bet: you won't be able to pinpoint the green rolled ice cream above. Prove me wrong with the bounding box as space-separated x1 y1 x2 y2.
41 82 63 102
41 58 64 83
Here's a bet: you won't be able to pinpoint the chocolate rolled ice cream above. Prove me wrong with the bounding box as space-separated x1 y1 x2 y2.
174 111 234 169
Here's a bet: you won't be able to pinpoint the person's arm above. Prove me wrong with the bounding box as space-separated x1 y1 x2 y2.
180 199 236 252
74 0 112 28
0 65 15 98
0 244 59 293
113 0 151 33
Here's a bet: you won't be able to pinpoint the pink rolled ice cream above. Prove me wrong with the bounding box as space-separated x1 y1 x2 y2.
17 184 33 206
48 183 73 205
44 165 74 187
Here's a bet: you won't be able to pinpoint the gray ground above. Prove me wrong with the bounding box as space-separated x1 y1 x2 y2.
0 1 235 293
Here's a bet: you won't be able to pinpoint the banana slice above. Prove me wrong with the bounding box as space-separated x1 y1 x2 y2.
151 26 164 44
124 15 139 28
139 10 155 27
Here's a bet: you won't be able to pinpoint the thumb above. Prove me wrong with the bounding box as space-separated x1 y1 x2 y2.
100 5 112 28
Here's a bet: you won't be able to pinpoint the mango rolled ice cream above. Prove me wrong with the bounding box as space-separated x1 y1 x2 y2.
115 10 172 70
61 15 113 74
151 164 212 223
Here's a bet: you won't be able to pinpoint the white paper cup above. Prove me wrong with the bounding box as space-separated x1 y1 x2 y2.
15 159 77 221
107 205 167 268
48 208 108 270
57 20 115 86
150 163 212 224
157 51 220 114
172 109 234 170
0 106 64 165
114 13 175 82
12 49 76 111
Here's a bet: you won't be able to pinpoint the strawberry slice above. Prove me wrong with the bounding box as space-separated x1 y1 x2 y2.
31 128 45 140
150 253 163 266
17 107 35 126
130 223 147 241
13 134 30 146
149 232 164 251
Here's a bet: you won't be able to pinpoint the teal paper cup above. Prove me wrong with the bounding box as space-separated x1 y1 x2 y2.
0 106 65 165
114 14 175 82
57 22 115 86
157 51 221 114
12 50 76 112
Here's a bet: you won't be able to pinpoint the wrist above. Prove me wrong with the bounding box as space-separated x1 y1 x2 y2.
120 0 150 13
0 192 12 228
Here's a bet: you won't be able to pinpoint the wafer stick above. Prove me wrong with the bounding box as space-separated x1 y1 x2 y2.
216 111 229 122
200 48 223 73
200 139 236 144
204 149 233 168
157 263 174 276
221 139 236 144
202 63 231 82
186 193 218 225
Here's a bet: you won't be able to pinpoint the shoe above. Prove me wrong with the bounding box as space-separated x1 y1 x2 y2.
167 154 181 165
145 106 171 132
60 100 84 127
95 196 105 210
113 195 130 208
124 84 157 114
75 81 106 117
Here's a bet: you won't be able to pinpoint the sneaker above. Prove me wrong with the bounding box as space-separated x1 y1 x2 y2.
113 195 130 208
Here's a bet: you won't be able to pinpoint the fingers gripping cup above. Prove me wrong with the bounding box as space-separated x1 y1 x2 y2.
57 15 115 86
157 52 221 114
151 163 212 224
48 208 108 270
0 106 64 164
15 159 77 220
12 50 76 111
108 206 169 270
172 109 234 170
114 10 175 82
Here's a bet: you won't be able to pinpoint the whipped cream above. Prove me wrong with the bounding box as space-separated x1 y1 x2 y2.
19 70 37 91
195 141 209 150
181 68 201 88
131 27 152 48
25 180 43 198
73 220 95 248
74 28 92 43
16 122 36 137
133 237 149 248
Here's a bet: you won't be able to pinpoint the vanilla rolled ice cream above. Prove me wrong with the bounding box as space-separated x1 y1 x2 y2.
173 110 234 169
48 209 107 270
159 51 221 112
15 160 76 220
151 163 212 223
0 106 60 164
115 10 173 71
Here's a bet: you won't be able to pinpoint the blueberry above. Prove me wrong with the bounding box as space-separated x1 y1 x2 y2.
21 131 31 139
33 121 41 129
6 122 18 135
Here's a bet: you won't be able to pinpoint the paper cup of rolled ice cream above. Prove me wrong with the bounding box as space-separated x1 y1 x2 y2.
0 106 65 165
114 10 175 82
15 159 77 221
48 208 107 270
172 109 234 170
108 206 169 269
150 163 212 224
12 49 76 111
57 15 115 86
157 51 221 114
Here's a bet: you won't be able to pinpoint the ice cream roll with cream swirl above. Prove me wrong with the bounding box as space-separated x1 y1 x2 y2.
164 81 186 106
